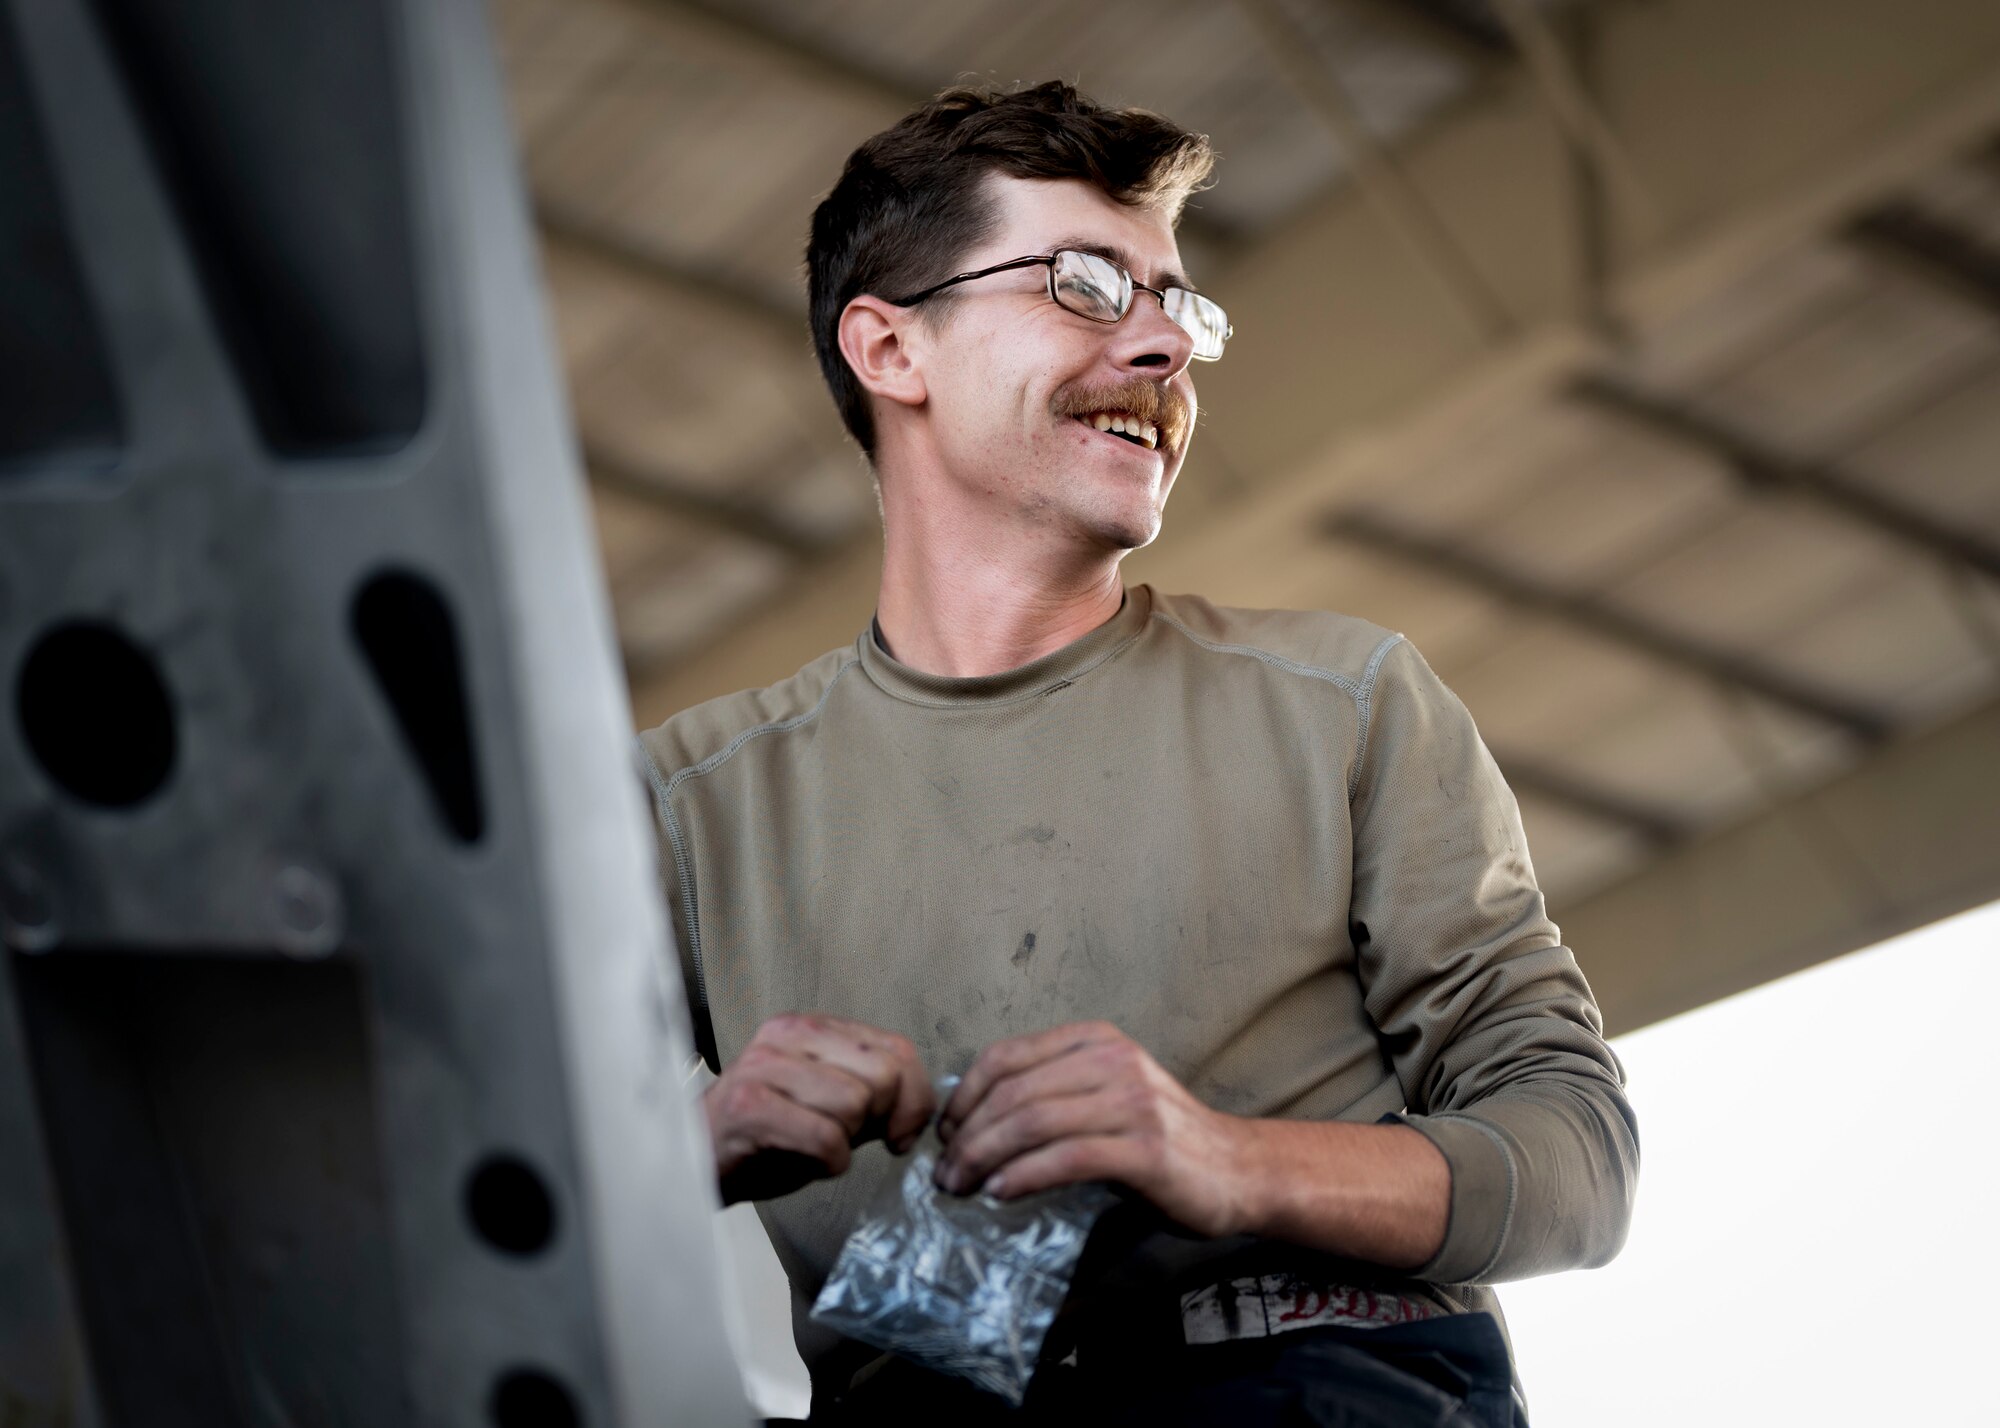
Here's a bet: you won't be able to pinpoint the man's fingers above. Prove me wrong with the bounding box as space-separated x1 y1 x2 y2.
946 1041 1122 1148
753 1013 933 1147
738 1049 878 1138
708 1078 854 1178
801 1027 931 1144
879 1046 935 1151
937 1087 1127 1193
943 1020 1119 1135
977 1133 1138 1201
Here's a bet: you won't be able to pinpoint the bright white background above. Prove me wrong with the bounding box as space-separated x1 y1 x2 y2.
721 900 2000 1422
1505 899 2000 1426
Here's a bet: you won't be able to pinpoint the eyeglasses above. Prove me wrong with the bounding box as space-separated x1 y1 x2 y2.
885 248 1233 361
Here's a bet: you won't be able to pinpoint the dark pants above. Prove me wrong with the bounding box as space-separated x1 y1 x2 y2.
810 1312 1526 1426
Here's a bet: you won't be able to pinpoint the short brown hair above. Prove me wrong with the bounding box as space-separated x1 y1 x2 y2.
806 81 1214 455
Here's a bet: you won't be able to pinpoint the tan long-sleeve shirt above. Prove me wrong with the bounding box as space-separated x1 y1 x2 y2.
637 585 1637 1384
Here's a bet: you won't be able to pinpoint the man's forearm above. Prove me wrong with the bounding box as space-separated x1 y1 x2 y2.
1224 1118 1450 1273
935 1022 1454 1266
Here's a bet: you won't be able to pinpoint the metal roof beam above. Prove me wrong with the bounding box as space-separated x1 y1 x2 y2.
1329 0 1512 64
586 446 840 559
1568 695 2000 1034
627 0 1241 253
1238 0 1517 341
1322 509 1894 742
629 0 929 109
623 527 882 706
1572 374 2000 583
1368 0 1513 58
1844 199 2000 319
537 204 807 339
1492 754 1689 846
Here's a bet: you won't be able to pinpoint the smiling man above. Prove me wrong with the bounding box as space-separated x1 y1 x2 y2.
637 83 1636 1425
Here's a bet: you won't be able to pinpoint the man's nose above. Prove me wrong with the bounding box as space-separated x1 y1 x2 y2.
1109 292 1196 377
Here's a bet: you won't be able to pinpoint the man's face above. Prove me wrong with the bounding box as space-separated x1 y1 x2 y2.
908 175 1199 554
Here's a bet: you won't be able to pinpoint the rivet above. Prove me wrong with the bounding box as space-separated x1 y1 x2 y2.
270 861 343 958
0 854 60 954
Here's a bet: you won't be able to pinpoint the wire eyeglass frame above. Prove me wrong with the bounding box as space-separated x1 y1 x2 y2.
885 248 1232 361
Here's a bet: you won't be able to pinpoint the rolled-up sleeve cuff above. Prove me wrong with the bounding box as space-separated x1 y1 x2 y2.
1385 1112 1517 1285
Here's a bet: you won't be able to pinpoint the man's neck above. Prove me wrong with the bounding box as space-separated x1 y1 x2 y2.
874 496 1127 678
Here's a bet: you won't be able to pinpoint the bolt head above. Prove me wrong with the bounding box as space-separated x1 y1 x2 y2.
0 854 59 954
271 861 343 958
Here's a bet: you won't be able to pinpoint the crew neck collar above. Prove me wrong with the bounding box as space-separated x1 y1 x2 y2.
857 585 1154 707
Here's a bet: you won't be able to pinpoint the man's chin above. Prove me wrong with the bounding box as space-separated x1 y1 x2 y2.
1080 508 1164 554
1048 475 1172 553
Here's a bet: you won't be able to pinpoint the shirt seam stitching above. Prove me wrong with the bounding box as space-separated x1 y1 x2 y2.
1149 612 1368 694
636 738 709 1029
859 626 1149 708
1149 614 1403 803
1350 632 1407 803
637 657 861 1029
1435 1112 1520 1282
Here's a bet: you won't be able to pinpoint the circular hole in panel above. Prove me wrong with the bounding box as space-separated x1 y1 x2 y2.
489 1368 581 1428
16 621 176 808
465 1153 557 1257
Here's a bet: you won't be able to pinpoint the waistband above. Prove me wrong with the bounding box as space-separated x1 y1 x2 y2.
1181 1272 1441 1345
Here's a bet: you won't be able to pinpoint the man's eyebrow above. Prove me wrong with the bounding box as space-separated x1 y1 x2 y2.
1052 237 1197 293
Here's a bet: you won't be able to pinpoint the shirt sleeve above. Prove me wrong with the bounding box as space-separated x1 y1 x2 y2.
633 734 720 1072
1347 637 1639 1285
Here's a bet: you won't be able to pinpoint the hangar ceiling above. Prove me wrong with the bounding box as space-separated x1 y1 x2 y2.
493 0 2000 1032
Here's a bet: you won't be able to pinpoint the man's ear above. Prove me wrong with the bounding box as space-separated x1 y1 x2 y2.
838 295 928 412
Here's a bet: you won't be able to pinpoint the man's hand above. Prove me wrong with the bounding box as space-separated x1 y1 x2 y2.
933 1020 1451 1269
933 1020 1251 1237
704 1012 934 1205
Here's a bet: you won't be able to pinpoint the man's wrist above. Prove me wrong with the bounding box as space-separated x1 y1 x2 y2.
1216 1117 1450 1271
1213 1113 1284 1240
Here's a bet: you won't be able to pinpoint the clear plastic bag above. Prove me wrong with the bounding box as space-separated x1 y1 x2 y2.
809 1079 1118 1405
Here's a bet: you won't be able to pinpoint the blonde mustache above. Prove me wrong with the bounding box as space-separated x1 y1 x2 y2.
1052 379 1193 454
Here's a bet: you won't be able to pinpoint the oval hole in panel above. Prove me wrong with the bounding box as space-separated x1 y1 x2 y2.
465 1152 557 1258
489 1368 582 1428
350 569 485 844
16 621 175 808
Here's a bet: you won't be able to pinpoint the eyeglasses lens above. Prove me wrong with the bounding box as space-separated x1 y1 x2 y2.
1051 250 1128 323
1165 288 1231 361
1051 251 1230 360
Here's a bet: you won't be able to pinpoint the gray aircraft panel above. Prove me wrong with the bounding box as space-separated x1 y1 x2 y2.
0 0 750 1423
